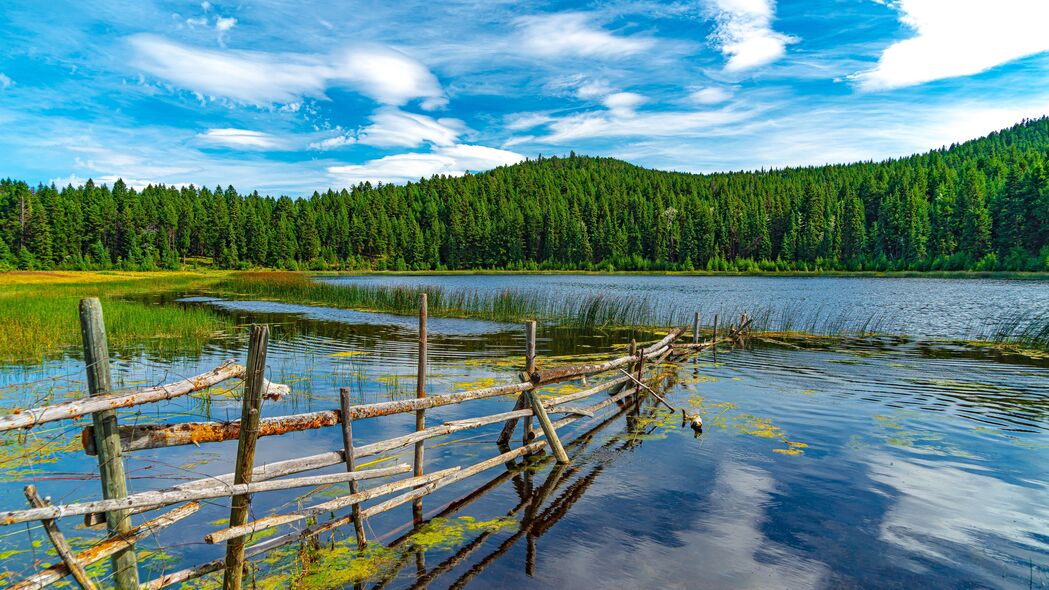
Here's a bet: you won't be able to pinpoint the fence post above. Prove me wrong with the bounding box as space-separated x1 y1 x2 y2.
79 298 139 590
712 314 719 362
522 321 537 445
523 322 569 464
339 388 367 547
222 324 268 590
413 293 428 523
497 320 537 446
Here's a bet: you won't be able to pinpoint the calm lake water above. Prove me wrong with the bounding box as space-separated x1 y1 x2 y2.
0 275 1046 589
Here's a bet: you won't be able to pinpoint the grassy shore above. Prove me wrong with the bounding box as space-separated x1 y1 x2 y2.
0 271 230 362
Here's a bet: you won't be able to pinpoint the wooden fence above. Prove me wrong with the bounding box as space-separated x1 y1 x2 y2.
0 297 737 590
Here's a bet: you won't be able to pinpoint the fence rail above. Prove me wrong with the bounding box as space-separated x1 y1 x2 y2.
0 296 741 590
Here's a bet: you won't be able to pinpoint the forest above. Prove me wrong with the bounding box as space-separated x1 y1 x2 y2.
2 117 1048 273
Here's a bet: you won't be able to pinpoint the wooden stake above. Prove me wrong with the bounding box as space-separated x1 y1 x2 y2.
339 388 367 547
522 321 536 445
23 485 98 590
222 324 268 590
414 293 428 523
78 298 138 590
712 314 719 363
693 312 700 345
525 386 569 465
497 321 537 446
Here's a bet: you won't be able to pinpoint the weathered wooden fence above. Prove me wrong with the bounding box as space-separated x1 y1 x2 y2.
0 296 738 590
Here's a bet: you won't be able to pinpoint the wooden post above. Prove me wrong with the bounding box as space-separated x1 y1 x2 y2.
24 485 98 590
413 293 427 523
712 314 719 363
497 321 537 446
79 298 138 590
693 312 700 345
522 321 536 445
222 324 268 590
339 388 367 547
634 349 645 399
525 325 568 464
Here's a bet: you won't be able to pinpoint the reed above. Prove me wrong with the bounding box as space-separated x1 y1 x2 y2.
981 312 1049 350
214 272 668 329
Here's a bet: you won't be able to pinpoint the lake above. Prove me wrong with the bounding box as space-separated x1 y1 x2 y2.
0 274 1046 589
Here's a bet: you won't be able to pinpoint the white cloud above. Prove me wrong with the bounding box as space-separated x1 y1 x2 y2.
547 74 616 100
704 0 796 72
308 133 356 151
128 34 445 108
357 108 464 148
0 73 11 90
198 128 284 149
215 16 236 46
689 86 732 104
851 0 1049 91
516 12 654 58
327 144 524 185
505 112 554 132
602 92 646 116
521 95 758 144
309 109 465 151
49 174 189 192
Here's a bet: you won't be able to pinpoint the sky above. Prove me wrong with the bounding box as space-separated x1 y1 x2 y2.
2 0 1049 194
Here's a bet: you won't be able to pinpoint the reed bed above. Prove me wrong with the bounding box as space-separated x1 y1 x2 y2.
215 273 669 329
216 273 902 339
980 312 1049 350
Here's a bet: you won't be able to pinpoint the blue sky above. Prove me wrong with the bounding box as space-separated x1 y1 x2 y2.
2 0 1049 194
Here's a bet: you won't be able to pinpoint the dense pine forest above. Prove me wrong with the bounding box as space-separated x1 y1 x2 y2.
2 118 1049 273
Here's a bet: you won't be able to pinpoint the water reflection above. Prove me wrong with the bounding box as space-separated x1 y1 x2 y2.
0 296 1047 589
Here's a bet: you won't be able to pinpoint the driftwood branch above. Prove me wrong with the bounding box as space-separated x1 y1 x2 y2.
618 369 675 411
8 502 200 590
23 486 98 590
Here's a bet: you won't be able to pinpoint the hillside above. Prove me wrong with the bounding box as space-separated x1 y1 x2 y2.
2 117 1049 272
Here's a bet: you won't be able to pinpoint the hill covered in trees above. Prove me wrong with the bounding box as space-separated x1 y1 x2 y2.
2 118 1049 273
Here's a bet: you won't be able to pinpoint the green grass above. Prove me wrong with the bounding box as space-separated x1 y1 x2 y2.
0 271 231 362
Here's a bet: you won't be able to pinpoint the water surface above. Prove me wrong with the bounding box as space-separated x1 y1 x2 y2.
0 279 1046 589
321 274 1049 340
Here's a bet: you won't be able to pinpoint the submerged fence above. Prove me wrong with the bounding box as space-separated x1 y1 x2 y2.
0 298 741 590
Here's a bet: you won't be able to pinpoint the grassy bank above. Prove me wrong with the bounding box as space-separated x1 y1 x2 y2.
0 271 231 362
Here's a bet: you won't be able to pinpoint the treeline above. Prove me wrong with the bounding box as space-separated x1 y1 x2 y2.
2 118 1049 273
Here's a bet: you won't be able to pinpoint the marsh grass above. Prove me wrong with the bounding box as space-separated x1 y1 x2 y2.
217 272 1049 351
0 271 231 362
215 272 669 328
